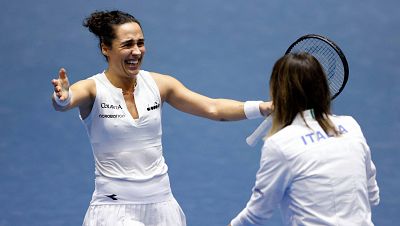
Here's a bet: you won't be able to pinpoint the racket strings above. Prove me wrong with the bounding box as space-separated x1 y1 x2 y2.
290 38 345 98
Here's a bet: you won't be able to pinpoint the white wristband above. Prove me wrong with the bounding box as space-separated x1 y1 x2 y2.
244 101 263 119
53 89 72 107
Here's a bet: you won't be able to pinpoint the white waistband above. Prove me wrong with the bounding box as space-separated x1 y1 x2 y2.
90 173 173 205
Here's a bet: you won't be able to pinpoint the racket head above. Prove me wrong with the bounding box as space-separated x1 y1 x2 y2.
285 34 349 100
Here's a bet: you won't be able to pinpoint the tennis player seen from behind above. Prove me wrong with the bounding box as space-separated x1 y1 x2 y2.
230 52 379 226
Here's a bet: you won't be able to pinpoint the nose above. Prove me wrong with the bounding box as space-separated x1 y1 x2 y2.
131 44 141 55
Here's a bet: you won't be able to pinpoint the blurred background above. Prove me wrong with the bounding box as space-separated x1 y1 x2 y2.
1 0 399 225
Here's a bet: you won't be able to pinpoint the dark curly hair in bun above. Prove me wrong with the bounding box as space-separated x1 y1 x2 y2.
83 10 142 59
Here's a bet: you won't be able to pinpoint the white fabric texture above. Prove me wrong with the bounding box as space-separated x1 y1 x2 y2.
89 174 173 205
79 70 185 225
81 70 166 182
231 110 379 226
83 197 186 226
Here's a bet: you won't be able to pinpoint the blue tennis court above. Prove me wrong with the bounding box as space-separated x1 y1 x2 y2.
1 0 399 225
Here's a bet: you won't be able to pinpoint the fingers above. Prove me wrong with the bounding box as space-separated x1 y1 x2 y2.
51 78 58 86
59 68 67 80
260 101 274 116
51 78 61 92
59 68 70 88
52 80 64 99
51 68 69 100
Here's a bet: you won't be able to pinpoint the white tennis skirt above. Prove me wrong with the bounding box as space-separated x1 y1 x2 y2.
82 197 186 226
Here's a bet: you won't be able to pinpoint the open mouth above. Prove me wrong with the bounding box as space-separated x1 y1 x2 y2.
125 59 139 68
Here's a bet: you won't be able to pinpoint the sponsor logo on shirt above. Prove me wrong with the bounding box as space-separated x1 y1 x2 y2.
147 101 160 111
101 102 123 110
105 194 118 200
99 102 125 118
99 114 126 118
300 125 348 145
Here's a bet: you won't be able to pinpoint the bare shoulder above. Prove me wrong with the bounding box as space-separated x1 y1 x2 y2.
148 72 182 100
69 77 97 105
149 71 177 84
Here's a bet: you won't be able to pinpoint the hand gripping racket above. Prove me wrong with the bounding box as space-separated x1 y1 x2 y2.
246 34 349 146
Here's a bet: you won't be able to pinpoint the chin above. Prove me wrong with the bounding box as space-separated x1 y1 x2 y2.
125 68 140 77
127 65 141 75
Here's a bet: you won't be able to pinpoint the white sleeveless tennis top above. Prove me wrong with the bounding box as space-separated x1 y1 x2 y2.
81 70 172 204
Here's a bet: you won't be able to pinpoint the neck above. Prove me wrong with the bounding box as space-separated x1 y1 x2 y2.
104 70 137 94
121 80 137 95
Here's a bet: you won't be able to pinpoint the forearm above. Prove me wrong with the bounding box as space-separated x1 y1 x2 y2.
210 98 246 121
203 99 264 121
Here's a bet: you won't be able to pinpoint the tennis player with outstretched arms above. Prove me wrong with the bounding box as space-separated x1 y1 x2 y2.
230 53 379 226
51 10 272 226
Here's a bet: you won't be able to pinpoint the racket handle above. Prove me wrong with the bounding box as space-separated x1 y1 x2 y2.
246 115 272 147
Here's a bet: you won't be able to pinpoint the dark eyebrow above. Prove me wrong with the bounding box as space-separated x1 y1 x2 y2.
121 38 145 46
121 39 134 46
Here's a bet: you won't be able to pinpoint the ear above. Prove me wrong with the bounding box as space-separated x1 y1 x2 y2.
101 43 109 56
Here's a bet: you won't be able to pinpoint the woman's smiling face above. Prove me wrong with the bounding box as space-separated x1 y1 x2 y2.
102 22 146 78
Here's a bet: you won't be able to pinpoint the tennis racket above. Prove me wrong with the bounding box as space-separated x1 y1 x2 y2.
246 34 349 146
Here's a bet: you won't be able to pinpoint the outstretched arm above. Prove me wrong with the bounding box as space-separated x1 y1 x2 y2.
152 72 272 121
51 68 95 113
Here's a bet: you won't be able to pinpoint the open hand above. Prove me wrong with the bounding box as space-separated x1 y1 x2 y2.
51 68 70 100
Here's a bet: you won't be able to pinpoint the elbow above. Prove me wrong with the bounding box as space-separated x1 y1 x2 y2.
207 109 220 121
373 197 380 206
207 106 228 121
369 176 380 202
370 195 380 206
369 187 380 206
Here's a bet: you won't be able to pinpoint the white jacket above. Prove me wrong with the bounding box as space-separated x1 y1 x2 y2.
231 110 379 226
